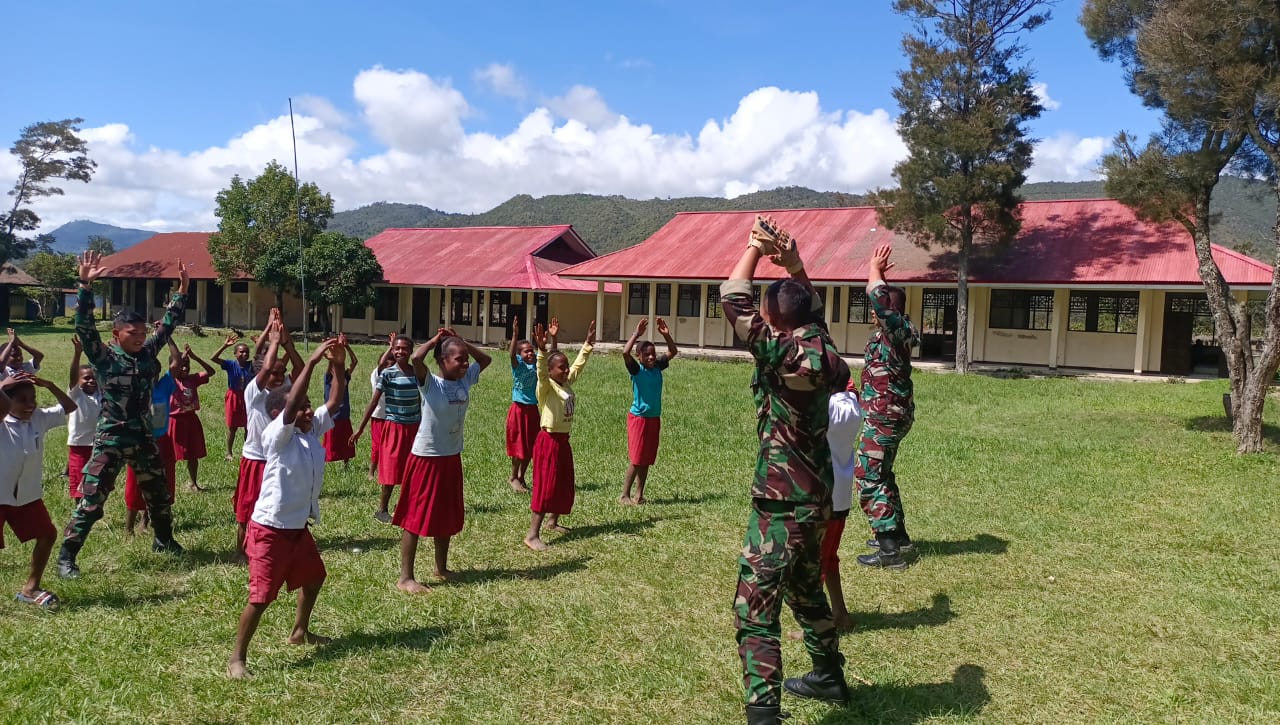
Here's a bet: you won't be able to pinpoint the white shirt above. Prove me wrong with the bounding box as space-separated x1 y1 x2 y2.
242 375 292 461
251 405 334 529
66 386 102 447
1 361 38 380
826 391 863 513
411 363 481 458
0 407 66 506
371 368 387 420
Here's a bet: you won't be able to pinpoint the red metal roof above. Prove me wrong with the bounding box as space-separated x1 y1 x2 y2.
365 225 620 293
101 232 237 280
561 200 1274 288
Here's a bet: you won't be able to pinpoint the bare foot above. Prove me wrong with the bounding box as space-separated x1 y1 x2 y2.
618 495 634 506
125 528 136 539
523 535 548 551
187 482 203 493
509 478 529 493
833 613 855 632
397 578 432 594
634 496 647 505
373 510 392 524
548 523 571 534
435 569 459 582
224 454 235 462
288 630 332 645
226 660 250 679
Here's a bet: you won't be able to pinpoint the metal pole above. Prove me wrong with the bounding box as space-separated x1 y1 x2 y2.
288 98 309 352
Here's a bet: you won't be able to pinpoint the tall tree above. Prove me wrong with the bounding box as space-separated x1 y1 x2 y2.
208 160 334 307
871 0 1051 373
0 119 97 267
1083 0 1280 453
274 231 384 333
86 234 115 256
21 250 77 321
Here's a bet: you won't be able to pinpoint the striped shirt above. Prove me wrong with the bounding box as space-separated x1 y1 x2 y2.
377 365 422 424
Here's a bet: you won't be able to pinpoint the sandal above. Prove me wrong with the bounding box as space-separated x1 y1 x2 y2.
15 589 59 609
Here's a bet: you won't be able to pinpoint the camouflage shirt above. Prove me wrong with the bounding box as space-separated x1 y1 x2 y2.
721 279 851 516
859 281 918 419
76 287 186 438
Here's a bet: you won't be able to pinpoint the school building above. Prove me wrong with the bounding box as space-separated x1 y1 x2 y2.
1 262 38 323
560 200 1274 376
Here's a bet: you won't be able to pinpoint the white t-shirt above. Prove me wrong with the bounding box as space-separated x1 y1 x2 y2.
242 375 292 461
410 362 481 458
0 407 67 506
1 361 38 380
252 405 335 530
826 391 863 514
371 367 387 420
66 386 102 447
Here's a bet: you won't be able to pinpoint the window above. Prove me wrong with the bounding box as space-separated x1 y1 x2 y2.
448 288 473 325
230 280 250 294
154 280 172 304
921 289 957 334
706 287 722 318
132 280 146 305
1068 292 1139 333
1168 293 1215 343
628 284 649 315
489 291 512 326
185 280 197 309
655 284 671 316
677 285 700 317
110 280 124 306
830 287 841 323
988 290 1053 330
847 288 872 324
374 287 399 322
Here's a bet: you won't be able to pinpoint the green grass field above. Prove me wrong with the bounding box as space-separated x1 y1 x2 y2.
1 323 1278 724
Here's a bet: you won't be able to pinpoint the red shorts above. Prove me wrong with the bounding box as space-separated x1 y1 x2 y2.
505 402 539 461
0 500 56 549
394 454 465 538
820 516 848 579
233 457 268 524
370 418 386 466
168 411 207 461
377 420 418 486
324 418 356 462
627 413 662 466
68 445 93 499
125 435 176 512
245 521 326 605
531 431 575 515
225 389 247 429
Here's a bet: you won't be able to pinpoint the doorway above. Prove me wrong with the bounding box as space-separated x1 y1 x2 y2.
205 281 224 327
920 288 957 361
1161 294 1222 376
412 288 433 340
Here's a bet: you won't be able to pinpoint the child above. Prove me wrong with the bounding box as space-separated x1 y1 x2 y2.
212 334 253 461
524 317 595 552
823 389 863 630
367 335 395 481
124 341 179 536
1 373 76 608
1 327 44 379
620 317 677 505
59 250 188 578
227 336 347 680
66 336 101 500
352 335 420 524
394 328 491 593
323 343 359 467
505 315 537 493
170 344 214 492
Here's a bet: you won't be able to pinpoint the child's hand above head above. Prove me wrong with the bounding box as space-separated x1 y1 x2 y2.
330 335 348 365
586 320 597 345
183 344 193 357
71 335 82 353
547 318 560 339
0 371 33 390
6 328 15 343
224 333 239 347
267 320 283 344
533 323 548 351
656 318 670 337
635 318 648 336
310 337 339 364
870 244 895 274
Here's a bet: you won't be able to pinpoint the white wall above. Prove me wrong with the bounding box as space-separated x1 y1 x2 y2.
1064 331 1136 369
983 329 1052 365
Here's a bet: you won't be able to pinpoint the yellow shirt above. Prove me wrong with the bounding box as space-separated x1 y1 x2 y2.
536 343 593 432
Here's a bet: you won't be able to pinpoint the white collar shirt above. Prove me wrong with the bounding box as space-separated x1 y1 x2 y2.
250 404 334 529
0 407 67 506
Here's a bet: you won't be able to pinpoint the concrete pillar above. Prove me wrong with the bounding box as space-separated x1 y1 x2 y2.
197 280 207 324
1049 288 1068 369
404 289 415 340
223 283 230 329
248 283 257 329
480 289 489 344
698 283 708 348
444 286 452 327
595 281 605 333
648 282 657 342
1134 289 1151 374
618 284 627 342
335 304 344 334
365 294 374 337
823 285 834 326
146 280 155 319
525 292 533 341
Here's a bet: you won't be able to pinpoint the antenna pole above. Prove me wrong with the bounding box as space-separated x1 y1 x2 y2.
288 98 309 352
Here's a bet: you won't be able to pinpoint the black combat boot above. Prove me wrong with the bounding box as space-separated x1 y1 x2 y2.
56 541 81 579
745 703 789 724
856 532 908 569
150 518 185 555
864 536 913 552
783 652 851 704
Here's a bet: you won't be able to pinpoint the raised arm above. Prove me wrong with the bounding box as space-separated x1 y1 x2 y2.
623 319 645 374
35 376 77 415
75 252 110 365
325 336 349 414
69 336 83 390
656 317 677 360
17 337 43 370
279 326 306 381
254 320 283 389
509 315 521 369
345 342 359 375
211 333 238 365
284 338 338 425
0 328 14 368
411 329 445 383
0 380 9 419
144 260 189 355
547 317 560 353
465 339 492 372
567 320 596 385
185 344 216 376
867 244 909 334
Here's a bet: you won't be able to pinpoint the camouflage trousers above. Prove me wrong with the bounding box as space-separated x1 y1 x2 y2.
854 414 913 534
734 499 839 705
64 436 173 546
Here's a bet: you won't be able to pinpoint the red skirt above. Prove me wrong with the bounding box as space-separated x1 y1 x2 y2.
225 389 247 428
627 413 662 466
325 417 356 462
68 445 92 499
233 457 268 524
125 435 176 512
531 431 575 515
505 402 539 460
370 418 387 465
820 517 847 580
393 453 464 538
377 420 418 486
168 411 207 461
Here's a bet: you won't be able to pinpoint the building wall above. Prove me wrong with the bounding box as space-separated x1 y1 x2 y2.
1063 331 1136 369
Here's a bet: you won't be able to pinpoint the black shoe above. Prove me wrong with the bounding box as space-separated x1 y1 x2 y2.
152 538 185 555
57 557 81 579
745 704 790 724
864 538 914 552
858 535 909 569
783 653 851 704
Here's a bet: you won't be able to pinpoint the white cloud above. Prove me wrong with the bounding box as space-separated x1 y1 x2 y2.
1032 82 1061 112
474 62 527 99
2 66 1103 236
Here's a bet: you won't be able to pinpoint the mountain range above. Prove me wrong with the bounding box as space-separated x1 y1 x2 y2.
43 220 160 255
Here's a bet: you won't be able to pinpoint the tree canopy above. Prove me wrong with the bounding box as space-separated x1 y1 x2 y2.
0 119 96 267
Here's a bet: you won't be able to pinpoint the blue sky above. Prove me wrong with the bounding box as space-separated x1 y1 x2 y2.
1 0 1160 231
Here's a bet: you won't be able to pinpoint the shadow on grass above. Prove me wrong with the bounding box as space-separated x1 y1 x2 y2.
315 534 397 552
850 593 954 633
915 534 1008 557
294 624 507 667
555 517 663 543
78 589 191 609
648 491 729 506
817 664 989 725
454 556 592 585
1185 415 1280 445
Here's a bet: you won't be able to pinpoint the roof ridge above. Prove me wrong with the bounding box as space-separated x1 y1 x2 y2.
1211 242 1275 270
382 224 572 232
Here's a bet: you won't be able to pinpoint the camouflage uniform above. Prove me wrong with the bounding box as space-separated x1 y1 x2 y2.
721 278 851 706
63 286 185 550
855 281 919 534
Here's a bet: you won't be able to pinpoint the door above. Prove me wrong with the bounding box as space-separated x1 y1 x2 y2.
1160 308 1193 375
205 282 224 327
228 280 250 328
534 293 549 328
920 288 957 360
412 288 433 340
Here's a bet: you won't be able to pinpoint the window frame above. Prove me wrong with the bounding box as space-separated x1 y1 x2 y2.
676 284 700 317
655 283 672 316
988 289 1054 331
706 287 722 319
847 288 872 324
1068 291 1139 334
628 284 649 315
373 287 399 322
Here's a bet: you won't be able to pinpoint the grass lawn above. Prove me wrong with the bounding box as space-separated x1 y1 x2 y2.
2 322 1279 724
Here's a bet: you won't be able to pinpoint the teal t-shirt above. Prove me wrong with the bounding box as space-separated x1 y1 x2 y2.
627 357 669 417
511 360 537 405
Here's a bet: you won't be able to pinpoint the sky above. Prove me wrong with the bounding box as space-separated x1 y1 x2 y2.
0 0 1161 235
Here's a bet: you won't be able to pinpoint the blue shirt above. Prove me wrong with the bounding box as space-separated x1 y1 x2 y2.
323 370 352 420
511 360 537 405
151 374 177 437
627 356 670 418
220 359 253 392
413 362 482 457
377 366 422 424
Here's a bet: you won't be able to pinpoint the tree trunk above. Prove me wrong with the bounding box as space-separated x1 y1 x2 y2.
1231 193 1280 453
955 233 971 374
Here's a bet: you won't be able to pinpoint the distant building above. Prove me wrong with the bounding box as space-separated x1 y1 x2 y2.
0 262 38 323
561 200 1274 375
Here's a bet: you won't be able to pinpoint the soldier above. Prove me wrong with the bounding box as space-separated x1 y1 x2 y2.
57 250 189 578
723 218 852 725
854 244 920 570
